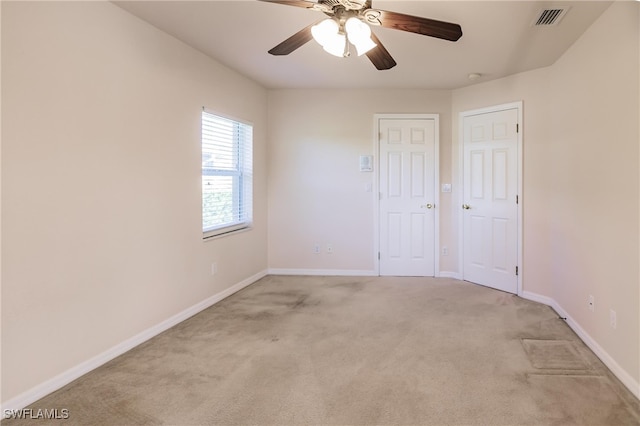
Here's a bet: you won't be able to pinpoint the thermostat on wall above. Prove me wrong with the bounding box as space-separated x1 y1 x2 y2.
359 155 373 172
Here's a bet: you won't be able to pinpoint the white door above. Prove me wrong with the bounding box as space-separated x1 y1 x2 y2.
379 116 437 276
462 108 519 293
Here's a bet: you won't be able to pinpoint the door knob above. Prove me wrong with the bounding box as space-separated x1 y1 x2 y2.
421 204 434 209
462 204 471 210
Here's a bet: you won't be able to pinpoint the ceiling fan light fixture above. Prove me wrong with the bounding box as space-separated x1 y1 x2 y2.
311 19 338 42
311 18 346 57
261 0 462 70
345 17 377 56
323 33 347 57
352 36 377 56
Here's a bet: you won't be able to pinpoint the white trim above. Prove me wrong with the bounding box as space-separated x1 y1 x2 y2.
519 290 554 306
202 225 252 242
202 106 253 128
372 115 381 275
268 268 377 277
457 102 524 295
438 271 462 279
516 103 524 296
1 270 268 413
434 118 441 278
270 268 462 280
374 113 440 278
521 291 640 400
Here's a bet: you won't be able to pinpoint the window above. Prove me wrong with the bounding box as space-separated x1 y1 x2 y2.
201 109 253 239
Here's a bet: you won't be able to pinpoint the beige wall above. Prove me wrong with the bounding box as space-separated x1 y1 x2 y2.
267 89 455 273
452 1 639 386
548 1 638 383
1 1 268 401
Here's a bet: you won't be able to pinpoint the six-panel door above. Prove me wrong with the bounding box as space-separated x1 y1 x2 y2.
462 108 518 293
379 118 436 276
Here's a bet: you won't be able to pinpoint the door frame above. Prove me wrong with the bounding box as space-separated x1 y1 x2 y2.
374 113 440 276
457 102 523 295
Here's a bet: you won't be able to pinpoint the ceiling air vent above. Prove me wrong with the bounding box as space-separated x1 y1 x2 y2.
532 8 569 26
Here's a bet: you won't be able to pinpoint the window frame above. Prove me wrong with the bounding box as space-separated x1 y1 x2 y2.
201 108 253 240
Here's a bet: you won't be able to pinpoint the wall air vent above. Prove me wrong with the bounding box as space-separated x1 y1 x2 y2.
532 8 569 26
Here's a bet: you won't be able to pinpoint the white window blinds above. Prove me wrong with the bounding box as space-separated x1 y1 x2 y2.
202 110 253 238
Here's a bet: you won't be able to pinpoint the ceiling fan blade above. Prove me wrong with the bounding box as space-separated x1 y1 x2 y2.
365 32 397 70
268 22 317 55
258 0 316 9
376 10 463 42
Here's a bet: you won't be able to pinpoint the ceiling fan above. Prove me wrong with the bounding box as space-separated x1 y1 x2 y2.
259 0 463 70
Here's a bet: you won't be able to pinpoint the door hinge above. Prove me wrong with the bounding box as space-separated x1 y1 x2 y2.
516 123 519 133
378 252 381 260
516 195 519 204
516 266 519 276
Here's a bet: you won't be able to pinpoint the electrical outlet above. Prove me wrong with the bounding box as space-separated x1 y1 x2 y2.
588 295 594 312
211 262 217 275
326 243 333 254
313 244 320 254
610 309 617 329
442 246 449 256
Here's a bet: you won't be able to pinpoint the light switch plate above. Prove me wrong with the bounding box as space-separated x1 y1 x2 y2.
441 184 452 193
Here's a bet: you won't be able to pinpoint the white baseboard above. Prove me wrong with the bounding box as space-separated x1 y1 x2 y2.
268 268 377 276
1 269 268 413
521 290 640 400
520 290 555 306
270 269 463 280
438 271 462 279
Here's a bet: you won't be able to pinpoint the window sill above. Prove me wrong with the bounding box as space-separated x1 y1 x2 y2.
203 225 252 242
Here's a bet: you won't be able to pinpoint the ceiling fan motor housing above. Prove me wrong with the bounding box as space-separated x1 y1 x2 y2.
320 0 369 11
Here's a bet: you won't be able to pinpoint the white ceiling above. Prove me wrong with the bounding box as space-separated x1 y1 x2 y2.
113 0 612 90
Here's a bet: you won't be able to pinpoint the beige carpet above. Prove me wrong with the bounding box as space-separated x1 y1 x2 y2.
5 276 640 425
